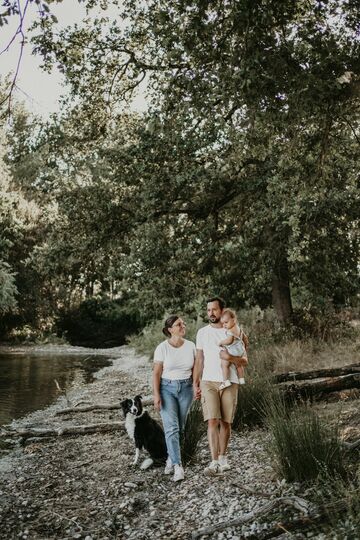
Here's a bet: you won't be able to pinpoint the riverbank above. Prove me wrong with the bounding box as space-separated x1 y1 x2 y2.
0 344 355 539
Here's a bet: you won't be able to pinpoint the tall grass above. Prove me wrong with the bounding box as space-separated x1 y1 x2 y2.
181 400 206 465
232 372 281 430
266 399 346 482
311 467 360 537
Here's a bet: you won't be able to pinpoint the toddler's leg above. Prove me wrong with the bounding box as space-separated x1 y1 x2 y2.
219 359 232 391
237 366 245 385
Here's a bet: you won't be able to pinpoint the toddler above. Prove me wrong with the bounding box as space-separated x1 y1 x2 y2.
218 308 247 391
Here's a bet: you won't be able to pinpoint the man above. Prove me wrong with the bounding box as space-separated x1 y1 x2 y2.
193 297 248 476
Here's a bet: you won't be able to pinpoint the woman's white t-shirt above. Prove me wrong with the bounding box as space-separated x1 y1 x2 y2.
153 339 196 380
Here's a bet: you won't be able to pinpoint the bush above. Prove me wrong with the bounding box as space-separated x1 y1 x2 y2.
181 400 206 465
56 297 143 348
266 401 346 483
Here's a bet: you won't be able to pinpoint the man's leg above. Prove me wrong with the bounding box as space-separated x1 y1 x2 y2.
207 418 220 460
219 420 231 456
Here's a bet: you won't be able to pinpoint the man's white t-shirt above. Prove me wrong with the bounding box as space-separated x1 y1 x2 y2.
153 339 196 380
196 325 239 383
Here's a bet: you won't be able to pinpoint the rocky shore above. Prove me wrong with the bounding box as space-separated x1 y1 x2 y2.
0 345 321 539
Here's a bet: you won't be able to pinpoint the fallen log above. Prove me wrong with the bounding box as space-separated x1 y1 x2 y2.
191 496 313 539
274 363 360 383
0 421 125 439
56 397 153 415
282 373 360 402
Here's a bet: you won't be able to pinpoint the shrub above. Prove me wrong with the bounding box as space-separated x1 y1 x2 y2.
266 402 346 482
181 400 206 465
56 297 143 348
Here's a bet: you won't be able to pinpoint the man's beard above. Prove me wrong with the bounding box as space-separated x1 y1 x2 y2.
209 316 221 323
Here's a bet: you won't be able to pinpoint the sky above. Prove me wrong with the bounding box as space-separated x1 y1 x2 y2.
0 1 147 118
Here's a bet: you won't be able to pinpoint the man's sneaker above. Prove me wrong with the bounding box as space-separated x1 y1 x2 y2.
173 464 185 482
204 460 221 477
164 457 173 475
218 455 231 472
218 380 232 391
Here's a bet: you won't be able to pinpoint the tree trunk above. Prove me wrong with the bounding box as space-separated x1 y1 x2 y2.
272 253 293 325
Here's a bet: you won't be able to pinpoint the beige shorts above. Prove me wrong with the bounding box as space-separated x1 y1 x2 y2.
200 381 239 424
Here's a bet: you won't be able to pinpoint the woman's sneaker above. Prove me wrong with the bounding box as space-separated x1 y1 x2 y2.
204 460 221 477
173 465 185 482
164 457 173 475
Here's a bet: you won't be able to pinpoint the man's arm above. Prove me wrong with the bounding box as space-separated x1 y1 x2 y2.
193 349 204 399
219 349 248 368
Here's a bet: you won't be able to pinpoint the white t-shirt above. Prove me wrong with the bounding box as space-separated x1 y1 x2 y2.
196 325 239 383
153 339 196 380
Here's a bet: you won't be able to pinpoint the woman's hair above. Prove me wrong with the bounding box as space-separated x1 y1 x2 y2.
162 314 180 338
221 308 237 320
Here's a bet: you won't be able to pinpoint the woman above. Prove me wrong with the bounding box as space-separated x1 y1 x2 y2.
153 314 195 482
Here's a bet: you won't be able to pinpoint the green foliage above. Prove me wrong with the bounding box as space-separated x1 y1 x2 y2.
56 297 143 348
0 261 18 315
266 401 346 483
181 400 206 465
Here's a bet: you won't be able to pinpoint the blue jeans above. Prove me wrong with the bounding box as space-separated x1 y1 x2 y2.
160 378 193 466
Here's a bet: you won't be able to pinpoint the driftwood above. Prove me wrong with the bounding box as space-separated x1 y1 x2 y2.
274 363 360 383
56 397 153 416
0 421 125 439
282 373 360 402
192 498 348 539
191 496 313 539
246 499 349 539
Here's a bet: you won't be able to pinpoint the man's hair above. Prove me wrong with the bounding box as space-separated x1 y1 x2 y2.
206 297 226 310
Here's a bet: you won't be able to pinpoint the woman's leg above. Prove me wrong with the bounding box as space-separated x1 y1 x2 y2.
178 381 194 432
160 383 182 466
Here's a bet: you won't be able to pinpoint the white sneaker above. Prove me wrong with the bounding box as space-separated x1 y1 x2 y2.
164 457 173 475
173 464 185 482
239 378 245 385
218 455 231 472
204 460 221 477
218 380 232 391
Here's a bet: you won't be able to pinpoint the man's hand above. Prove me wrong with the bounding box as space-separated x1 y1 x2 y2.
193 383 201 400
220 349 248 367
153 394 161 411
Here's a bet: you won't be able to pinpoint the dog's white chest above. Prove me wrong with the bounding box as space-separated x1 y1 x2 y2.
125 413 136 441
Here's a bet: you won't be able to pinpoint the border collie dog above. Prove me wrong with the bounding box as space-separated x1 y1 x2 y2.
121 395 168 470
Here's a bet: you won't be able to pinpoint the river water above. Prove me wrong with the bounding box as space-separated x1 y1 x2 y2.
0 353 111 426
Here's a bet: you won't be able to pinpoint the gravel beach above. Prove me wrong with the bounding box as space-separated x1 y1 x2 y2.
0 345 330 539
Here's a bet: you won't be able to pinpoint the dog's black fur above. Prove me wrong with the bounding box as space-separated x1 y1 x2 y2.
120 394 167 469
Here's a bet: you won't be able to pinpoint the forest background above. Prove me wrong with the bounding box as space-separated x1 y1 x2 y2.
1 0 359 347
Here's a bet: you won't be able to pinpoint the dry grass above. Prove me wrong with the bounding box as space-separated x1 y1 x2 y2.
251 333 360 374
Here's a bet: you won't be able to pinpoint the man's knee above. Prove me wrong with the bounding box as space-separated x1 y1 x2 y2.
208 418 220 429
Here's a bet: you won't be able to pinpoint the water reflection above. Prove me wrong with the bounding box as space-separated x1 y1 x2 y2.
0 354 111 426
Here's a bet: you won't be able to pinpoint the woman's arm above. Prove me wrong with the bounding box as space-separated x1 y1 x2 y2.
153 362 163 410
192 349 204 399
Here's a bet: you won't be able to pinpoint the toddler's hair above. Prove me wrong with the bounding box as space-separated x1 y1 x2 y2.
221 308 237 320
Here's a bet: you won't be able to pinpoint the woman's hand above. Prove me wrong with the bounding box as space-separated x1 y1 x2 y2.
153 394 161 411
193 383 201 400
